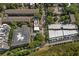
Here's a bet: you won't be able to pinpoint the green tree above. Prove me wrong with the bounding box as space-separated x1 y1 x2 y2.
10 21 17 29
8 21 17 45
38 4 43 15
28 33 45 49
60 15 69 23
28 41 41 48
34 33 45 42
75 12 79 25
63 3 69 7
6 4 18 9
0 4 4 12
48 7 53 16
47 15 54 24
69 4 78 14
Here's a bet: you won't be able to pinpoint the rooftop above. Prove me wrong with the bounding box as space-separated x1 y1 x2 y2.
48 24 61 29
34 19 39 27
48 24 77 30
48 24 78 39
63 30 78 36
5 9 39 15
12 25 31 46
49 30 63 38
0 24 10 50
34 27 39 31
2 16 32 22
49 30 78 39
62 24 77 29
69 13 76 23
34 19 39 31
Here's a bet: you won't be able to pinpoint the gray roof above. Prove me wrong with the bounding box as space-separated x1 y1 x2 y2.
2 16 32 22
12 25 31 46
48 24 77 30
5 9 39 15
69 13 76 23
48 24 78 39
49 30 78 39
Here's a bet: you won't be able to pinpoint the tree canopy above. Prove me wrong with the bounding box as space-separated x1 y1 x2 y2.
28 33 45 49
66 4 78 14
47 15 54 24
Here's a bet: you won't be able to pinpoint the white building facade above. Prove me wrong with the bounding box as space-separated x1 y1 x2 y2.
0 24 10 50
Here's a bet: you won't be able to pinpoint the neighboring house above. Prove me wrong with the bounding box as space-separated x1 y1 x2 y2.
4 9 39 16
11 25 31 47
33 19 39 32
48 24 78 44
2 9 39 22
2 16 32 22
0 24 10 50
69 13 76 24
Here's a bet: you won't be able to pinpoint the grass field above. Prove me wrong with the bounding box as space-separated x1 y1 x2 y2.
29 41 79 56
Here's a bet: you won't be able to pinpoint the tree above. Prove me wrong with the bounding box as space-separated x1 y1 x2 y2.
34 8 42 20
75 12 79 25
6 4 18 9
64 4 78 14
29 41 79 56
63 3 69 7
69 4 78 14
60 15 69 24
28 33 45 49
34 33 45 42
47 15 54 24
8 21 17 45
28 41 41 48
48 7 54 16
38 4 43 15
10 21 17 29
0 4 4 12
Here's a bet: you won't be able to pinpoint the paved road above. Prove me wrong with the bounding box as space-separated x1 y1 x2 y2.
40 5 46 35
48 36 79 45
0 18 2 25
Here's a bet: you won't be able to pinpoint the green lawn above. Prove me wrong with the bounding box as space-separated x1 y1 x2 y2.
29 41 79 56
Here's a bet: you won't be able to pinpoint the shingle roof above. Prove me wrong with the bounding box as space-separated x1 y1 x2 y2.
2 16 32 22
5 9 39 15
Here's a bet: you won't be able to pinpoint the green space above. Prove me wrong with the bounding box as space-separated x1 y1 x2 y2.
29 41 79 56
64 4 79 25
28 33 45 49
60 15 69 24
